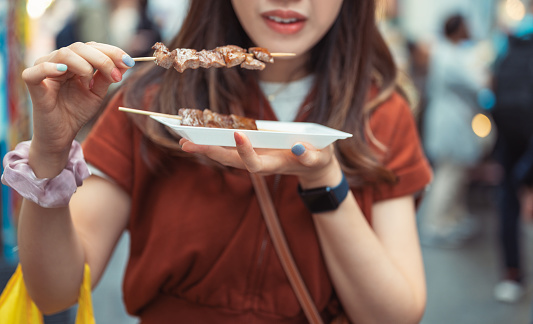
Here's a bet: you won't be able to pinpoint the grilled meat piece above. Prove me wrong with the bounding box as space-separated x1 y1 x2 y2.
214 45 247 67
178 108 258 130
215 45 246 53
172 48 200 72
249 47 274 64
178 108 204 126
241 55 266 71
152 42 174 69
197 50 226 68
230 114 258 130
203 109 234 128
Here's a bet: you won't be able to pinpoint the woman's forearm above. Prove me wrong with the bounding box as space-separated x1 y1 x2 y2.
17 200 85 314
313 196 426 324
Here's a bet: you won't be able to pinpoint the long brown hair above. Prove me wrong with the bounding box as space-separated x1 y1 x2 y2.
123 0 399 187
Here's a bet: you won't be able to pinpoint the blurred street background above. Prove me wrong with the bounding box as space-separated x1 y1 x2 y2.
2 0 533 323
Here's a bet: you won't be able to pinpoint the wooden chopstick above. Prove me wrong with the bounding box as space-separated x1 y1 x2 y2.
133 52 296 62
118 107 182 120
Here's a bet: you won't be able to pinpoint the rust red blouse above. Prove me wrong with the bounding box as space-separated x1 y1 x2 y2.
82 89 432 323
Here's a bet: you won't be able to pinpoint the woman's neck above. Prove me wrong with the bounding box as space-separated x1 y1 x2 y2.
258 54 311 82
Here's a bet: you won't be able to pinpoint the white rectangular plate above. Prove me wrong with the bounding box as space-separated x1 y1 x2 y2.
151 116 352 149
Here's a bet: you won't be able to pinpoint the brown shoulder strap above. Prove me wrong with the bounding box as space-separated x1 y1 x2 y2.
250 173 324 324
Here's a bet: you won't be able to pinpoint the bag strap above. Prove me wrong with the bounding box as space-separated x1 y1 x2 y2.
250 173 324 324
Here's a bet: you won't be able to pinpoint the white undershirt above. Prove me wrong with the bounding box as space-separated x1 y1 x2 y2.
87 164 111 182
259 74 315 122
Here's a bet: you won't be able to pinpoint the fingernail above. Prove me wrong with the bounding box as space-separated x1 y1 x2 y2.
56 64 68 72
291 144 305 156
234 132 244 145
122 54 135 67
111 68 122 82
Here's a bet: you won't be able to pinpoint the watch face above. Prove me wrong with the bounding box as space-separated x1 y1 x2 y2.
299 187 340 213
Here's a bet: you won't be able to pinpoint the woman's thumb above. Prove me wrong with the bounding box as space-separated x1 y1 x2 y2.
291 143 306 156
291 143 320 167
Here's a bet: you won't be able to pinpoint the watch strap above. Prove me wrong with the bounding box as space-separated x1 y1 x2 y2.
332 172 349 204
298 172 349 213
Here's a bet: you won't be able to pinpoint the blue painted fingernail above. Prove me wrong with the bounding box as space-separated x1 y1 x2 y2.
291 144 305 156
56 64 68 72
122 54 135 67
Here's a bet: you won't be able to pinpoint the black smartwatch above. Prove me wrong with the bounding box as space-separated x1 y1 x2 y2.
298 172 350 213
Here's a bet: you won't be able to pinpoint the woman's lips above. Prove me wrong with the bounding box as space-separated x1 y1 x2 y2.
261 10 307 35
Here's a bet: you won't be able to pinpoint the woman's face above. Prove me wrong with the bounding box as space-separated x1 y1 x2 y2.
231 0 344 57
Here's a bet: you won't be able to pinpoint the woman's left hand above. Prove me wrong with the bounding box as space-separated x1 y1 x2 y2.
179 132 341 186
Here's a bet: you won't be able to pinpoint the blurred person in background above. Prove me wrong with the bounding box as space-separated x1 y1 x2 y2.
378 0 410 72
377 0 422 112
491 0 533 304
56 0 161 58
515 141 533 221
54 0 111 47
515 143 533 324
418 13 490 247
147 0 190 42
108 0 161 57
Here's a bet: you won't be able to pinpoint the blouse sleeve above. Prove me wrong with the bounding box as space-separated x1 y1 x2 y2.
369 92 433 201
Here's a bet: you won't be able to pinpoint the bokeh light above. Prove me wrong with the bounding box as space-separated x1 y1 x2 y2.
26 0 54 19
505 0 526 21
472 113 492 138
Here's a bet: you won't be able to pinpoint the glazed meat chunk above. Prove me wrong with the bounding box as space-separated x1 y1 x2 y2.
152 42 174 69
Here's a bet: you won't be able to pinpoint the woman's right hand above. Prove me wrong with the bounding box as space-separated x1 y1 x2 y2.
21 42 135 177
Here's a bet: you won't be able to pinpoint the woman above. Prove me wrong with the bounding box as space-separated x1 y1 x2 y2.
5 0 431 322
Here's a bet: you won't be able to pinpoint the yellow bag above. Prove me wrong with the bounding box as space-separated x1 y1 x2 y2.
0 263 95 324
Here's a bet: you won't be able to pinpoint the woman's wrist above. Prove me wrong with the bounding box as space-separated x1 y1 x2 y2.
297 159 343 189
29 138 73 179
296 159 349 214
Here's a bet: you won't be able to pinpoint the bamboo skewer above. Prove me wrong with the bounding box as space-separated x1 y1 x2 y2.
133 52 296 62
119 107 276 132
133 57 157 62
119 106 276 134
118 107 182 120
271 53 297 57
